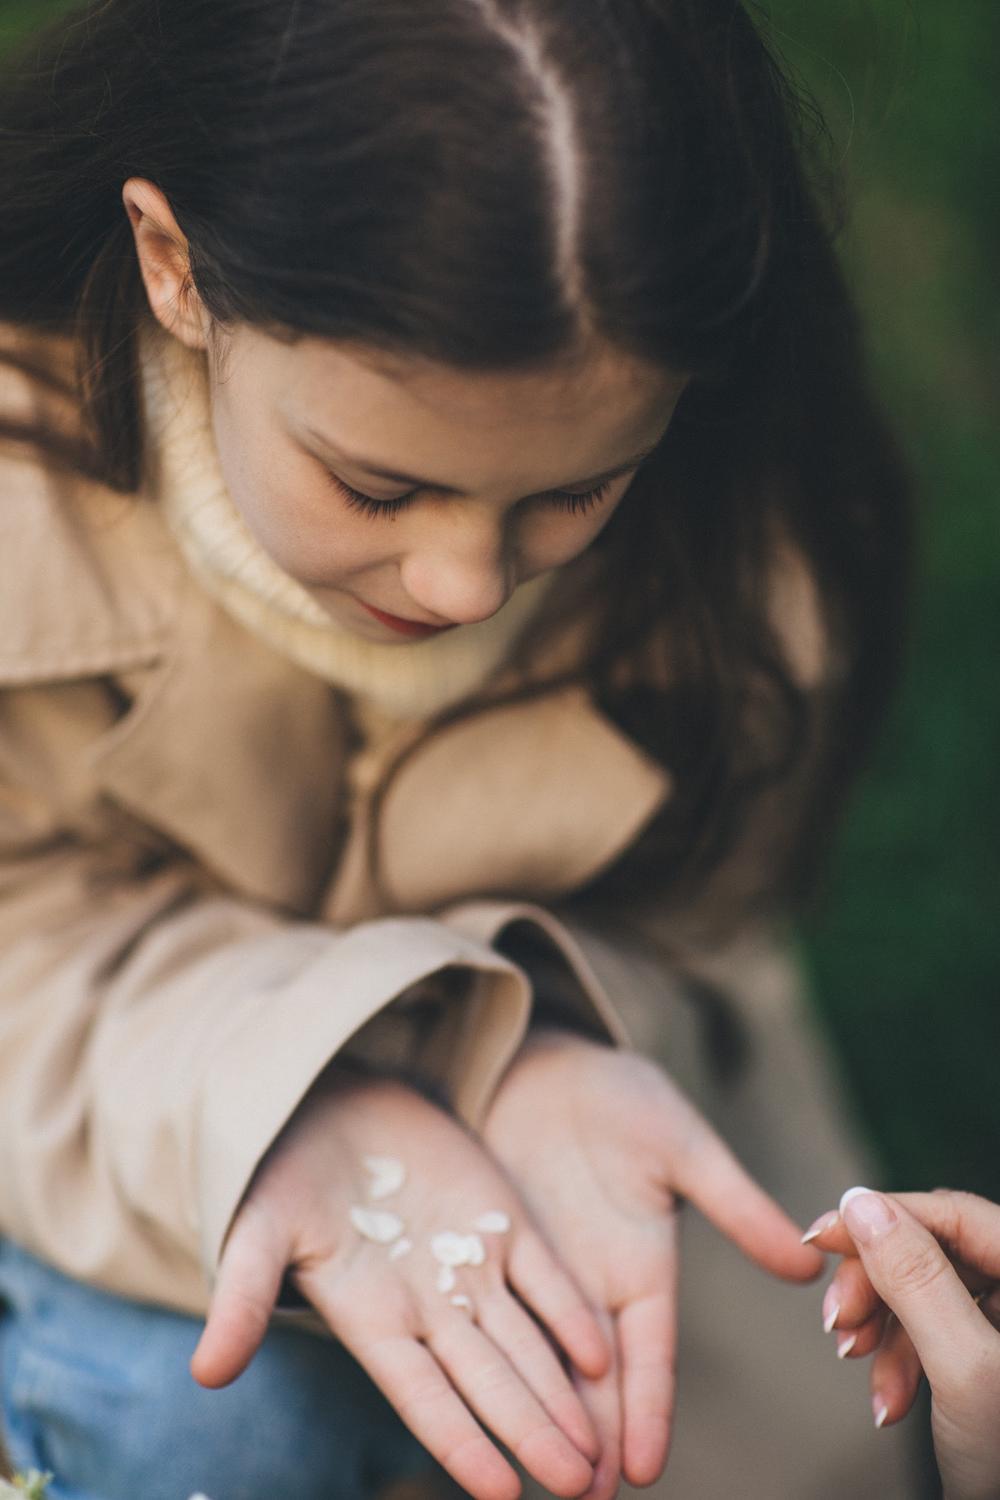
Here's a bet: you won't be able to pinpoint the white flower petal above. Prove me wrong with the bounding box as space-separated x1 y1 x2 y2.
463 1234 486 1266
431 1231 471 1266
437 1264 457 1293
431 1230 487 1267
349 1206 406 1244
473 1211 511 1234
363 1155 407 1200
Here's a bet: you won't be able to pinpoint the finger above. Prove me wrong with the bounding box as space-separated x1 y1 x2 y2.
664 1096 823 1282
190 1204 287 1388
475 1288 601 1463
507 1231 609 1379
802 1210 856 1257
822 1243 1000 1341
891 1190 1000 1281
618 1290 676 1486
839 1189 996 1391
834 1306 886 1362
810 1188 1000 1274
870 1316 924 1428
823 1256 883 1333
427 1313 594 1499
978 1286 1000 1336
572 1317 623 1500
309 1275 522 1500
348 1328 522 1500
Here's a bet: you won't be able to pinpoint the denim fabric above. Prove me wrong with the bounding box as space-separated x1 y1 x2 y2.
0 1241 436 1500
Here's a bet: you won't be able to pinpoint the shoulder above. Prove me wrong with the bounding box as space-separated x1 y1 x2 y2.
0 330 184 685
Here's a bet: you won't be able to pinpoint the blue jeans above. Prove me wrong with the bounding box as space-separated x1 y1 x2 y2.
0 1240 437 1500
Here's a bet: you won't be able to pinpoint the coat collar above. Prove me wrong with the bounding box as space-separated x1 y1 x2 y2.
2 363 671 918
88 567 350 914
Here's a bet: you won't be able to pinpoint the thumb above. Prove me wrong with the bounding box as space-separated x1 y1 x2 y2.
190 1203 289 1389
839 1187 992 1392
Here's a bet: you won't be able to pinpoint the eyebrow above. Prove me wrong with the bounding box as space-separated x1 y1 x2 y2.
302 429 662 494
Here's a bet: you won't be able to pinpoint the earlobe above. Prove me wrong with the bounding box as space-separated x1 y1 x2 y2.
122 177 210 351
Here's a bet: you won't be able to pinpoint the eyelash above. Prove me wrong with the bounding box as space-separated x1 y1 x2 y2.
325 473 617 520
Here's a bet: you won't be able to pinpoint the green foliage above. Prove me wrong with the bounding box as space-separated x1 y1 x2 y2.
772 1 1000 1196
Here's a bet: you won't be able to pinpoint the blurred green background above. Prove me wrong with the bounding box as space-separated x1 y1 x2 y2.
2 0 997 1278
766 0 1000 1203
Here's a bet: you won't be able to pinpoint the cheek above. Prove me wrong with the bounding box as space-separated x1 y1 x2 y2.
211 403 387 584
519 486 631 571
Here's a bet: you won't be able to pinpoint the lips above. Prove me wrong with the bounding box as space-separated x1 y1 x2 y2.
359 601 456 638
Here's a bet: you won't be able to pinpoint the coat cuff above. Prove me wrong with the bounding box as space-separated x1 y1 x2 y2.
441 900 633 1062
195 917 531 1278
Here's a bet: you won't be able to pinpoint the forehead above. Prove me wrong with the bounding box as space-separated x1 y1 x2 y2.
248 330 684 482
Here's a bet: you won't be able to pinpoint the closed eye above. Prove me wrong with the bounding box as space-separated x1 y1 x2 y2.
324 472 621 521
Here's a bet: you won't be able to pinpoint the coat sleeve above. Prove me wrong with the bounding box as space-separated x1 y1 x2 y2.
0 680 626 1316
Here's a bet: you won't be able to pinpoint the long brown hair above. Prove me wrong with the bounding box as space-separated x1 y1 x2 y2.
0 0 910 915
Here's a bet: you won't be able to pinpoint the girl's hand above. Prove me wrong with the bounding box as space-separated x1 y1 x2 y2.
809 1188 1000 1500
481 1032 823 1500
191 1074 609 1500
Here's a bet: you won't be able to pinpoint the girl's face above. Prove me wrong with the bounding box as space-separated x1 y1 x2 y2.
208 327 685 642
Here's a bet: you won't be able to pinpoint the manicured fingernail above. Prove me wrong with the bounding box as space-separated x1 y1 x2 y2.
840 1187 898 1246
873 1397 889 1430
822 1284 840 1334
802 1211 839 1245
839 1186 875 1212
836 1332 857 1360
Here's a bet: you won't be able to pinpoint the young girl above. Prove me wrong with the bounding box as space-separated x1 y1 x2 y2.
0 2 913 1498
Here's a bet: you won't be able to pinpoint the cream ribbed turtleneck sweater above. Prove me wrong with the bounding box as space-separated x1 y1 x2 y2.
141 331 558 722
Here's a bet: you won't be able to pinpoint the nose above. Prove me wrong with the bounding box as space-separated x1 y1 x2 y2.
399 516 515 626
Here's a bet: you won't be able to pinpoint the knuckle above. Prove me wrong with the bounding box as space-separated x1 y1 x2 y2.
888 1241 949 1298
471 1358 516 1400
397 1376 453 1427
928 1188 966 1245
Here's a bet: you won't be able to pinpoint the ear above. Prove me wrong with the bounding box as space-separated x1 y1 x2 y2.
123 178 211 351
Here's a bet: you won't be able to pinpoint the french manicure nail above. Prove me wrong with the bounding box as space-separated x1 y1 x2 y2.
873 1397 889 1430
840 1187 898 1246
836 1332 857 1360
802 1211 839 1245
822 1284 840 1334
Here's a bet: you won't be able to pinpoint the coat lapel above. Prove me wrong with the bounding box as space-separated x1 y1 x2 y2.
322 685 671 922
89 571 350 915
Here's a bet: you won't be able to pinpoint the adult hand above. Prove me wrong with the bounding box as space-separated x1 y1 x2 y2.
809 1187 1000 1500
191 1073 610 1500
481 1031 824 1500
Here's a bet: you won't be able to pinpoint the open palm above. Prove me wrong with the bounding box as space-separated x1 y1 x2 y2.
483 1033 823 1498
192 1074 608 1500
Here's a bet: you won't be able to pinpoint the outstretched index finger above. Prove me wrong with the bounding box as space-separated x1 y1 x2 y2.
662 1090 823 1282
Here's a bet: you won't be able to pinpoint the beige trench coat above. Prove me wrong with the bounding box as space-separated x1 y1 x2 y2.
0 353 916 1495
